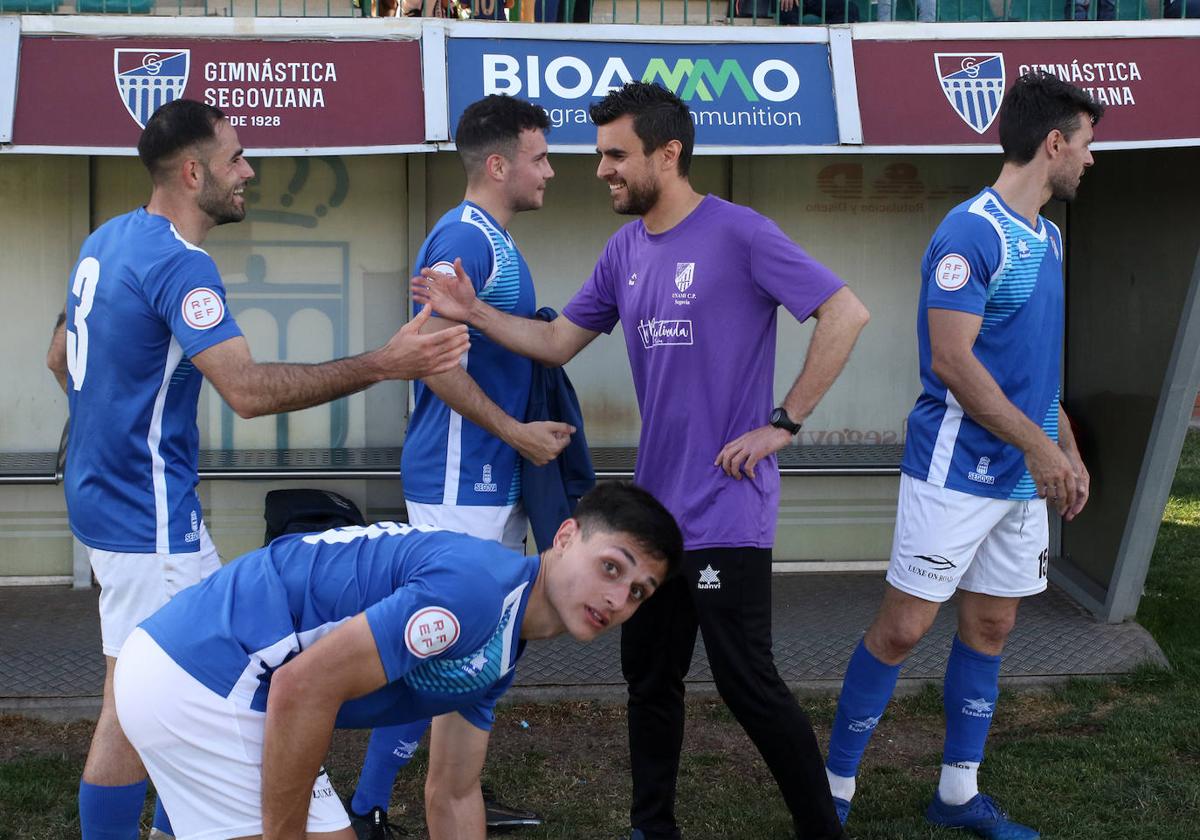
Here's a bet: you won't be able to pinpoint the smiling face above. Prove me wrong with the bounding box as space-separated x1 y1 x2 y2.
196 119 255 226
501 128 554 213
595 114 663 217
1048 112 1095 202
547 519 667 643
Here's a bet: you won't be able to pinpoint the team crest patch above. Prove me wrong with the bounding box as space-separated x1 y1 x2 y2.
114 49 191 129
934 254 971 291
405 606 461 658
935 53 1006 135
181 288 224 330
674 262 695 292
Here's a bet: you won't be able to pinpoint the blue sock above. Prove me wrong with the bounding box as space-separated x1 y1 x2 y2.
152 796 173 835
351 719 431 816
942 634 1002 765
826 639 902 779
79 779 147 840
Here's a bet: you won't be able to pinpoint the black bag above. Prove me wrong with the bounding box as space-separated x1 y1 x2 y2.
263 489 366 546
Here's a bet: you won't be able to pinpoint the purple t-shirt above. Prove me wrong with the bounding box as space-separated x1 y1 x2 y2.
563 195 844 550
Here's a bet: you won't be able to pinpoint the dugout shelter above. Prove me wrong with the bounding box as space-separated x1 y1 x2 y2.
0 13 1197 626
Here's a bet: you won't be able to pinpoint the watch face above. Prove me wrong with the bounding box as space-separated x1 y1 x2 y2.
770 409 799 433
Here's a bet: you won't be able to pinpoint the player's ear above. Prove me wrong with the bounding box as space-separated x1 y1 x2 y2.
1044 128 1065 159
552 517 579 551
179 154 203 191
485 151 507 183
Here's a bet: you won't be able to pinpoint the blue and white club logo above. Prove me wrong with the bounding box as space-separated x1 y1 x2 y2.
114 49 191 129
935 53 1006 135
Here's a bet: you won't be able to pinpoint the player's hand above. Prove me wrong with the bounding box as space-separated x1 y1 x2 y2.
509 421 575 466
780 0 797 10
412 258 479 325
1024 436 1077 516
715 425 793 481
1061 448 1090 521
379 304 469 380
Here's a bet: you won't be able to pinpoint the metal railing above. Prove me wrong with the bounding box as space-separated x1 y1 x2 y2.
0 0 1191 24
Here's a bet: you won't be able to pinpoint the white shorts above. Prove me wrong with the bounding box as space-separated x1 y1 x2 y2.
886 474 1049 603
114 628 350 840
89 524 222 657
405 500 528 553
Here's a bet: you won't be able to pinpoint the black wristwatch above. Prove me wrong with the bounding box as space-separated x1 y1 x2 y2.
769 407 802 436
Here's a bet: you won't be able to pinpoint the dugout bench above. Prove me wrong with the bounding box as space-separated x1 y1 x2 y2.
0 434 904 588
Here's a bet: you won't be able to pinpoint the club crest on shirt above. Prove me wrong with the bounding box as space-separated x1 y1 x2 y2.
181 288 224 330
934 254 970 292
672 262 697 306
405 606 461 658
674 262 695 292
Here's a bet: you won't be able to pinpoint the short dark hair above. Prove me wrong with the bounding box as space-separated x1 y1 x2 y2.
137 99 225 183
997 72 1104 165
588 82 694 177
455 95 550 177
573 482 683 582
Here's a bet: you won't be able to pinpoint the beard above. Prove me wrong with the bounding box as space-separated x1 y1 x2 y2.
510 188 545 214
1049 169 1081 202
198 165 246 225
611 176 660 217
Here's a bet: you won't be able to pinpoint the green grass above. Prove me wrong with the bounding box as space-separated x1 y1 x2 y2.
4 434 1200 838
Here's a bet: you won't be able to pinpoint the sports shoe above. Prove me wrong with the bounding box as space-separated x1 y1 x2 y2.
925 792 1039 839
481 786 543 829
833 795 852 826
346 801 399 840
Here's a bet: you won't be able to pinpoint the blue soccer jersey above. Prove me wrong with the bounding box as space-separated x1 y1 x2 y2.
63 209 243 554
902 188 1064 500
402 202 535 507
140 524 538 731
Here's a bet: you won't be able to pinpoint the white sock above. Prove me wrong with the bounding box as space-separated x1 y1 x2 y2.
937 761 980 806
826 768 856 802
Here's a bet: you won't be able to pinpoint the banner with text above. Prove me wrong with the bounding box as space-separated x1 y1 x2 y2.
12 37 424 149
854 38 1200 146
446 37 839 147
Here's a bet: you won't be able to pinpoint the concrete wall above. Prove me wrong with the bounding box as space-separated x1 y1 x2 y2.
0 155 89 578
1060 147 1200 601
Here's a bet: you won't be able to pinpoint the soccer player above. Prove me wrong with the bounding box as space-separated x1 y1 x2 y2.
112 482 682 840
345 95 572 836
414 81 869 840
823 72 1102 839
45 99 469 840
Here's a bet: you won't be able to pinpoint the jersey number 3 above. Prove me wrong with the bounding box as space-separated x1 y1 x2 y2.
66 257 101 392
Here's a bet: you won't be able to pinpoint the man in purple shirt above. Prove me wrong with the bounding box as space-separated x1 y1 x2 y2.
414 82 869 840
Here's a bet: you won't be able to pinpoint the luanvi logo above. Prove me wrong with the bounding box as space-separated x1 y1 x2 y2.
962 697 995 718
915 553 957 571
697 565 721 590
848 714 882 733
